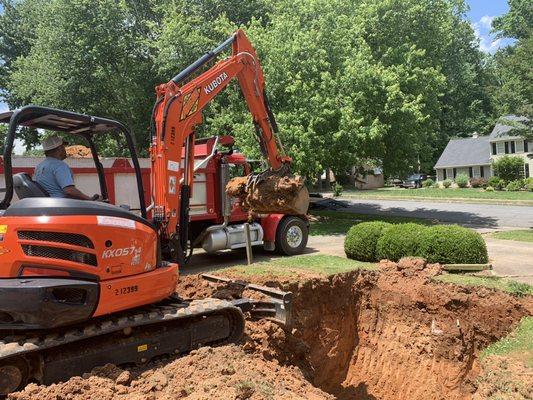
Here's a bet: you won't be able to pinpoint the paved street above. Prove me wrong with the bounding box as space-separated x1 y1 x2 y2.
338 197 533 229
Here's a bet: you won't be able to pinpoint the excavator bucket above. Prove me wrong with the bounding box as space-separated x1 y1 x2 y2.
226 173 309 215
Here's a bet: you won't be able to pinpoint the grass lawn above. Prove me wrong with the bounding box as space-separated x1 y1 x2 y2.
491 229 533 243
342 187 533 203
221 254 376 277
434 274 533 297
309 210 435 236
481 316 533 367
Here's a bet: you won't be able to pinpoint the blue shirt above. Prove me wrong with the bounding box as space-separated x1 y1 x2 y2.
34 157 75 198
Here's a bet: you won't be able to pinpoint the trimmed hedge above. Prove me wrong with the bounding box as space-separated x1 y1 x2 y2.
419 225 488 264
376 223 427 261
344 221 391 261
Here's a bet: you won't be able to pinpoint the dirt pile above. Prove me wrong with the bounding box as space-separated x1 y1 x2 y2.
66 145 92 158
10 259 532 400
226 174 309 215
10 345 332 400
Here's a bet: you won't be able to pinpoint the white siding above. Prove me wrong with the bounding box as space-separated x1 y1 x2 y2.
516 140 524 153
473 166 480 178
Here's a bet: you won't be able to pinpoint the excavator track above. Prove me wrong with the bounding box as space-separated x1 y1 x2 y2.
0 298 245 395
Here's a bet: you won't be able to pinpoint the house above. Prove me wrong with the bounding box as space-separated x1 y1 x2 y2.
434 116 532 181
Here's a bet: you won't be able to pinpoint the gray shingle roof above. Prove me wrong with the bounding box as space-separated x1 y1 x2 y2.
434 136 491 169
489 115 529 140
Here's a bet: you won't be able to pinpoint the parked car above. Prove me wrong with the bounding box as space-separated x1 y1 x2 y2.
401 174 431 188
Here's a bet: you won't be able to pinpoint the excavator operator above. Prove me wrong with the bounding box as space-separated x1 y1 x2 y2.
34 135 99 200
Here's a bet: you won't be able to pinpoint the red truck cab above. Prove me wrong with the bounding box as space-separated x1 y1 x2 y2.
186 136 309 257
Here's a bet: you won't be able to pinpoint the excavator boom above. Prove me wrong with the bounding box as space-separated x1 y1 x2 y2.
151 30 308 260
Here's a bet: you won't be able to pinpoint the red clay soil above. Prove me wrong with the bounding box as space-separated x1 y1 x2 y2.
10 258 533 400
65 145 92 158
226 174 308 215
11 345 331 400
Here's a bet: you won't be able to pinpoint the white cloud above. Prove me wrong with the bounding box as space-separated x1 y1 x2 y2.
471 15 506 54
478 15 494 30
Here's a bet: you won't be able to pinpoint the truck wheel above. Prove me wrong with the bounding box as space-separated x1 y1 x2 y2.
275 216 308 256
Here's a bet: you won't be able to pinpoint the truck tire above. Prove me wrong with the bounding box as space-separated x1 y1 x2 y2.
275 216 308 256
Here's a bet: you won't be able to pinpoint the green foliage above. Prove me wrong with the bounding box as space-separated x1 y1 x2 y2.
434 275 533 297
469 177 487 188
525 177 533 191
493 156 525 182
492 0 532 41
455 173 469 188
345 222 391 262
419 225 488 264
485 186 495 192
0 0 497 176
332 182 343 197
492 229 533 243
422 178 434 188
376 223 427 261
506 179 523 191
488 176 505 190
442 179 452 188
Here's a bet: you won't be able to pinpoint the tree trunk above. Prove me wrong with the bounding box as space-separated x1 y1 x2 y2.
316 172 323 191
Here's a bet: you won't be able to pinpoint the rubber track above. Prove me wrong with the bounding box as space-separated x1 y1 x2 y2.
0 298 242 360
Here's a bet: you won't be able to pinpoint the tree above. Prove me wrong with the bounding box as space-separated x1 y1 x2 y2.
487 0 532 117
493 155 525 181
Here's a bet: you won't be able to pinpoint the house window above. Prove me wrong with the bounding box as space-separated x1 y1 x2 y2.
510 141 515 153
516 140 524 153
446 168 453 179
496 142 505 154
526 141 531 152
443 169 446 180
504 141 509 154
473 166 481 178
480 166 485 178
469 167 473 178
526 164 530 178
491 143 497 155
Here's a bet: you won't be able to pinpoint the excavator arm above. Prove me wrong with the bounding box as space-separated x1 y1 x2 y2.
151 29 306 262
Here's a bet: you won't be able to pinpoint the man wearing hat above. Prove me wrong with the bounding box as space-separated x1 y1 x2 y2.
34 136 98 200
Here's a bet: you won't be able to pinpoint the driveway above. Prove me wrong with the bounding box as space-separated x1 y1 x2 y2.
337 197 533 229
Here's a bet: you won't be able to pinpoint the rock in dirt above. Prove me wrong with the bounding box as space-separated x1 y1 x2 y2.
226 174 309 215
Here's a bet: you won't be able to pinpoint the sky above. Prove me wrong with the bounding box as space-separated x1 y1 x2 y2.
467 0 514 53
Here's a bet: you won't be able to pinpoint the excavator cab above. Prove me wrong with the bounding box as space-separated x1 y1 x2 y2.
0 105 178 331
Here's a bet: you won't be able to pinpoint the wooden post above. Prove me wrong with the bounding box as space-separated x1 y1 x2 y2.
244 223 253 265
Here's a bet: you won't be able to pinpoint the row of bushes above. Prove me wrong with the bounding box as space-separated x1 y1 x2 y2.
344 221 488 264
422 175 533 191
487 176 533 191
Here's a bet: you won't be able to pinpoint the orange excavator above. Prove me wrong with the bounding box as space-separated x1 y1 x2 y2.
0 30 305 394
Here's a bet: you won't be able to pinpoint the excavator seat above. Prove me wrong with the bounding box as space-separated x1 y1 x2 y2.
13 173 50 199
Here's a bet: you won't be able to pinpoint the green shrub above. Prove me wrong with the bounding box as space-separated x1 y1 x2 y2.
422 178 434 188
376 223 427 261
485 186 495 192
493 155 525 182
442 179 452 188
344 222 391 261
419 225 488 264
455 173 469 188
506 180 523 191
488 176 505 190
332 182 343 197
526 177 533 192
470 177 487 188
